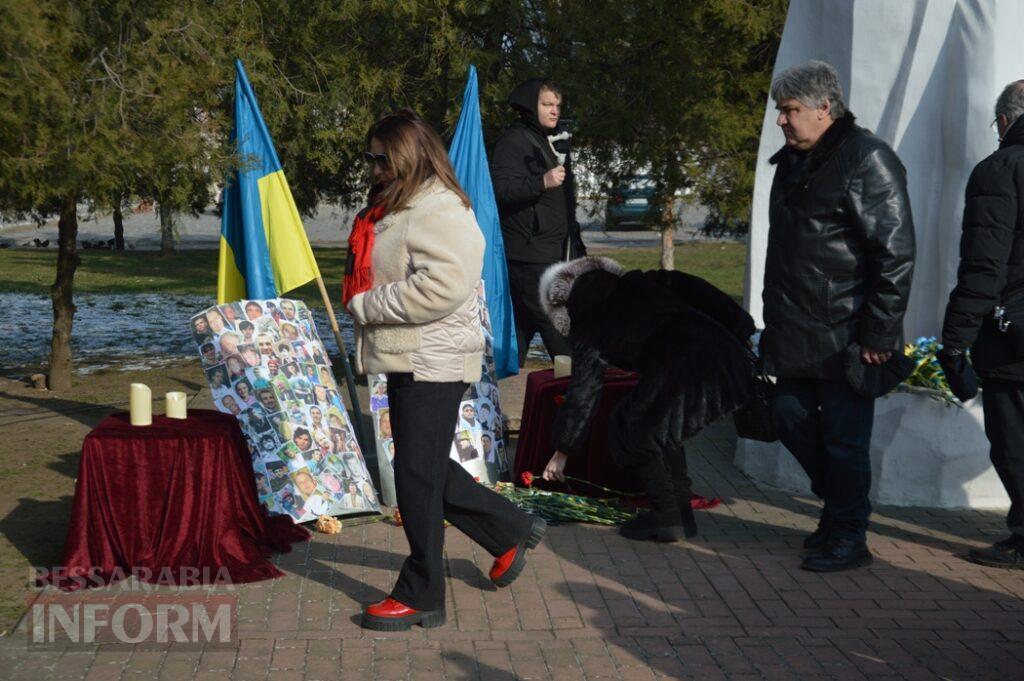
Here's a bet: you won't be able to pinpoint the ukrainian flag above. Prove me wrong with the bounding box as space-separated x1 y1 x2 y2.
218 59 320 303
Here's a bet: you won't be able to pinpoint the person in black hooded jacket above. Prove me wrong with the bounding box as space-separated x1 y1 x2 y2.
939 80 1024 569
490 78 584 366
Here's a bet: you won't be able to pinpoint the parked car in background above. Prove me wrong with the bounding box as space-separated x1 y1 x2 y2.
604 176 657 230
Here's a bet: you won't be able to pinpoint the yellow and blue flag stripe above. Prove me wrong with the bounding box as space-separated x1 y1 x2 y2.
218 59 320 304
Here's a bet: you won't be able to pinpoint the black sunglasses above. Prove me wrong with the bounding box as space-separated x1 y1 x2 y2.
364 151 389 167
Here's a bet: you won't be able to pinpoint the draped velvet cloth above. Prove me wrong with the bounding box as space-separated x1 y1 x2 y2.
47 410 309 591
514 369 723 511
514 368 644 496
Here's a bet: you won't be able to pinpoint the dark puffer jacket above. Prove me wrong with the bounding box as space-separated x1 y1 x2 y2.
942 116 1024 380
490 79 580 264
761 113 916 379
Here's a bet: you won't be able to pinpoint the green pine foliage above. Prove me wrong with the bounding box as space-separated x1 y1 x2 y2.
2 0 786 220
0 0 786 387
539 0 787 222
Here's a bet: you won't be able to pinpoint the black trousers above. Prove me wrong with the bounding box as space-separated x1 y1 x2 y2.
387 373 534 611
507 261 572 366
772 378 875 541
982 379 1024 538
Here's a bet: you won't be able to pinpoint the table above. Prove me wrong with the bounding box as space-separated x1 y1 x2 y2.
514 368 644 496
46 410 309 591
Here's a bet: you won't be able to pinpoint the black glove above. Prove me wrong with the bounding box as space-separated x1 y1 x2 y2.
937 348 979 401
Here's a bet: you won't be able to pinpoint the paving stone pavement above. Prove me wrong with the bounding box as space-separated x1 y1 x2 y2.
2 419 1023 680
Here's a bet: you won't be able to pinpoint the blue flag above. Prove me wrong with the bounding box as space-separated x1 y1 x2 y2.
449 65 519 378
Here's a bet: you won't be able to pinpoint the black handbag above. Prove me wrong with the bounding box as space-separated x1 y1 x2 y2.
694 313 778 443
731 347 779 443
733 371 779 443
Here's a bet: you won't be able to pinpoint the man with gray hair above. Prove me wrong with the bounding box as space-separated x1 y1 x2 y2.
938 80 1024 569
761 60 916 572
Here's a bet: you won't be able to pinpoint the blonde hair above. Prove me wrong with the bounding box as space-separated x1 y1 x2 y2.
367 109 470 214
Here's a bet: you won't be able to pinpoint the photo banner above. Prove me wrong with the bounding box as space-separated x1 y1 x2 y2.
369 282 512 506
190 298 379 522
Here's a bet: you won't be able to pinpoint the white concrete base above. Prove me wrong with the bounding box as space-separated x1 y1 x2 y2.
734 388 1011 509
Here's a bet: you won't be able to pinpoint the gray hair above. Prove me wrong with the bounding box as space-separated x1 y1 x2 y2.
770 60 847 119
995 80 1024 125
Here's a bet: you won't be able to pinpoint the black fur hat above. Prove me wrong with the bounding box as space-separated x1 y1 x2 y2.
538 256 625 336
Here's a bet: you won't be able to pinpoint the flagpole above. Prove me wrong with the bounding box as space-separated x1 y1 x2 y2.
313 276 370 453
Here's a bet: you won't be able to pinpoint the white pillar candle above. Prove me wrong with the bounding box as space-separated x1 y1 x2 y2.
553 355 572 379
165 391 187 420
129 383 152 426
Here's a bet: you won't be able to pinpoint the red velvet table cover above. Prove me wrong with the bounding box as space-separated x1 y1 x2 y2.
47 410 309 591
514 368 644 496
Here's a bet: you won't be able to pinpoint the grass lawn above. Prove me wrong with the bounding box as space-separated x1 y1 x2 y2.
0 242 746 300
599 243 747 302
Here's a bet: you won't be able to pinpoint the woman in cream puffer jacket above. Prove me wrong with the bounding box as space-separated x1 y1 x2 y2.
347 178 486 382
347 110 545 633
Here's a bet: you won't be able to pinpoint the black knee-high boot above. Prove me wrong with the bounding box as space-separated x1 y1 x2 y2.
666 448 698 538
620 456 685 542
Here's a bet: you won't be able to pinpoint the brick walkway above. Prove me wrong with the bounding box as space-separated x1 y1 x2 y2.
3 419 1023 680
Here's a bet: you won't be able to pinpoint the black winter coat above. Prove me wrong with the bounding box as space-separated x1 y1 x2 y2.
942 116 1024 381
490 79 580 264
761 113 916 379
551 269 755 466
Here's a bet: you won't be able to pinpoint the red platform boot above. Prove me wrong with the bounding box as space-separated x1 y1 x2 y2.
490 517 547 587
361 597 446 631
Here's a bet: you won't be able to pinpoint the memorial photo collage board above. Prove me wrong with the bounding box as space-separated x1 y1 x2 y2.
191 298 380 523
369 282 513 506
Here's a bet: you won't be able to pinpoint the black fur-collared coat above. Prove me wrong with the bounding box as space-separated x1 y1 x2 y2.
550 268 755 466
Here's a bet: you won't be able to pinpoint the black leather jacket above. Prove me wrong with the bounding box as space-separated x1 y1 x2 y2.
761 113 916 379
942 116 1024 380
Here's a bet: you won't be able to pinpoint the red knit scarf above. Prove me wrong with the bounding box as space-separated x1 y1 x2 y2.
343 203 386 307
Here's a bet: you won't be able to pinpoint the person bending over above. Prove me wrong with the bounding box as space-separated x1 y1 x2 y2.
539 257 754 541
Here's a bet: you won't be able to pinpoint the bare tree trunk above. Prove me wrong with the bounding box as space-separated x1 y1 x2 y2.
48 195 80 391
159 201 175 254
660 196 676 270
113 199 125 250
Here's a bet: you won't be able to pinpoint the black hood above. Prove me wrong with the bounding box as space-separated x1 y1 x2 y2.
1001 114 1024 148
508 78 546 131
